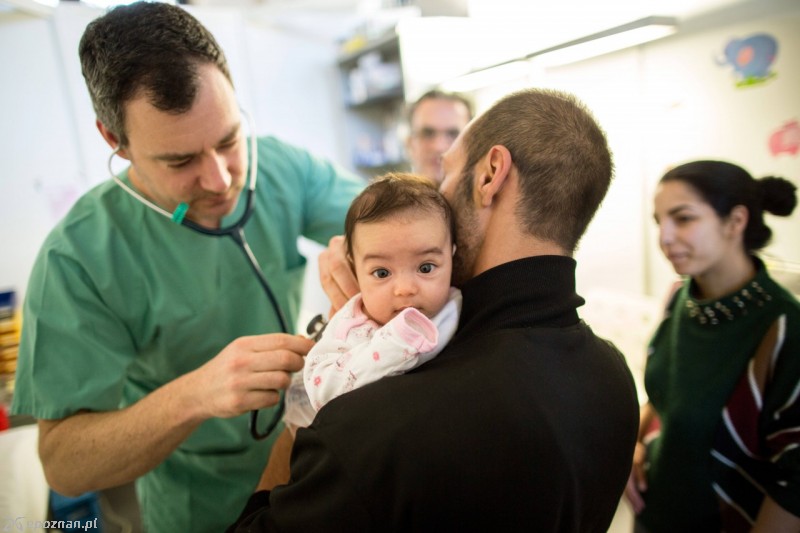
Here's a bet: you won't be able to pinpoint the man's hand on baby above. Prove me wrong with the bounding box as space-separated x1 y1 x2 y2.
318 235 359 314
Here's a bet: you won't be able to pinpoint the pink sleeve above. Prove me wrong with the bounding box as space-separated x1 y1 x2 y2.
390 308 438 352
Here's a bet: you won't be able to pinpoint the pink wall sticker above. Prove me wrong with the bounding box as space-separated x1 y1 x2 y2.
769 119 800 157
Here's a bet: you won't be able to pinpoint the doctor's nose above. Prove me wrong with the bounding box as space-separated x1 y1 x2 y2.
199 152 232 193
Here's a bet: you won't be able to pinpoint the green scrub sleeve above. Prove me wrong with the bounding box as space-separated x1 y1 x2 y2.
13 245 135 419
280 140 365 244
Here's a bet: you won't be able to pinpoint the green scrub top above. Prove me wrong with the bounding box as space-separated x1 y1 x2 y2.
12 136 364 532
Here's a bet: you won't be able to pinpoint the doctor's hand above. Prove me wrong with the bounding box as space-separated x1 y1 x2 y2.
318 235 359 314
186 333 311 420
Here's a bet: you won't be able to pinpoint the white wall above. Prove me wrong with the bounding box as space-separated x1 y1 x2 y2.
2 1 798 306
0 10 85 303
466 51 652 298
461 0 800 301
539 51 652 298
244 17 347 163
486 6 799 529
638 7 800 297
0 3 346 304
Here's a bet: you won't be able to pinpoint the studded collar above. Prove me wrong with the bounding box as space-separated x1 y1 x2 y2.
681 257 773 326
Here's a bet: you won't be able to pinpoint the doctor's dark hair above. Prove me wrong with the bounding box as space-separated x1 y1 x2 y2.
344 173 456 263
458 89 613 253
79 1 232 148
660 160 797 252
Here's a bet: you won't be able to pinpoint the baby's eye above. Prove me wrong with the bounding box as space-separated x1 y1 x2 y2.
371 268 390 279
419 263 436 274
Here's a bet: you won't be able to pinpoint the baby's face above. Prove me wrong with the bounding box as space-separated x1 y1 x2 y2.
352 211 453 325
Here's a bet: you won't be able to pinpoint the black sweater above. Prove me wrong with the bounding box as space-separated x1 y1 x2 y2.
231 256 639 532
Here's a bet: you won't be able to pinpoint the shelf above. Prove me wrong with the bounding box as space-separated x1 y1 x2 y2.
337 29 406 180
347 87 404 109
337 32 400 68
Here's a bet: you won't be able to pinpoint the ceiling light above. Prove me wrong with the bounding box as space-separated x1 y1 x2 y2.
440 15 678 91
528 16 678 67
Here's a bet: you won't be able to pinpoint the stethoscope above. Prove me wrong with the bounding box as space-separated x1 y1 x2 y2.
109 109 288 441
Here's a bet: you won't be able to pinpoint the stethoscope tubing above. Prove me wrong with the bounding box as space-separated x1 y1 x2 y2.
108 109 287 440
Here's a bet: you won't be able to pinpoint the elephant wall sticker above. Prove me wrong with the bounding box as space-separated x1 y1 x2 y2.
716 33 779 87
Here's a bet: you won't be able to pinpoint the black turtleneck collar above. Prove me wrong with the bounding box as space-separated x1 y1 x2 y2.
453 256 585 341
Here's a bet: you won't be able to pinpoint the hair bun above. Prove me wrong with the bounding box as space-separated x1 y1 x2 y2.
759 176 797 216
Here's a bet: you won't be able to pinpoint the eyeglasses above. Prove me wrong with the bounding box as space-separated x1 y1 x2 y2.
411 127 461 142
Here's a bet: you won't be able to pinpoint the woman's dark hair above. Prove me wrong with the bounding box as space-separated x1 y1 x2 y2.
344 173 455 263
660 160 797 252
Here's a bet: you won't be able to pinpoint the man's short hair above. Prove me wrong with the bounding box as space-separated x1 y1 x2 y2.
407 90 475 124
461 89 613 252
79 1 232 147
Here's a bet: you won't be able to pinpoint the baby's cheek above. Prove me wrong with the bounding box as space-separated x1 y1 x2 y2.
361 295 390 325
430 289 452 318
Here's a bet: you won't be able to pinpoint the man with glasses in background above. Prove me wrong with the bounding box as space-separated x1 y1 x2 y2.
405 90 473 184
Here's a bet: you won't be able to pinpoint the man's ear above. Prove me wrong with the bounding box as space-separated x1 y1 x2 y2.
96 120 130 159
475 145 512 208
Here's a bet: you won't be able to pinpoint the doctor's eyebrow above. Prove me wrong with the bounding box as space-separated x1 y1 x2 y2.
152 123 241 162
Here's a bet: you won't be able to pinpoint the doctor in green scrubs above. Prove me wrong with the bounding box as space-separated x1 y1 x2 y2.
11 3 362 531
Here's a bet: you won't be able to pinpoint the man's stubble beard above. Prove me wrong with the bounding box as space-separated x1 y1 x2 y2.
450 169 482 288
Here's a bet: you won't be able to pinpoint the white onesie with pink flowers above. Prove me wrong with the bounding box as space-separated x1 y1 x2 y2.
301 288 461 414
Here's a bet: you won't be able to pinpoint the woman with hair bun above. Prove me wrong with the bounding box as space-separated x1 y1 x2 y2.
625 160 800 532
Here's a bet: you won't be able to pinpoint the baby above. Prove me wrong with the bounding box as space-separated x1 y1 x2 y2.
284 173 461 429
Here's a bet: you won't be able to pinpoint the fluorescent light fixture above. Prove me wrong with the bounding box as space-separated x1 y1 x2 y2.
440 60 529 93
528 16 678 67
440 15 677 91
1 0 58 16
80 0 175 8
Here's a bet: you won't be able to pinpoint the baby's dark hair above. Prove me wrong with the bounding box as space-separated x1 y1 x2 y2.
660 160 797 252
344 173 456 262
